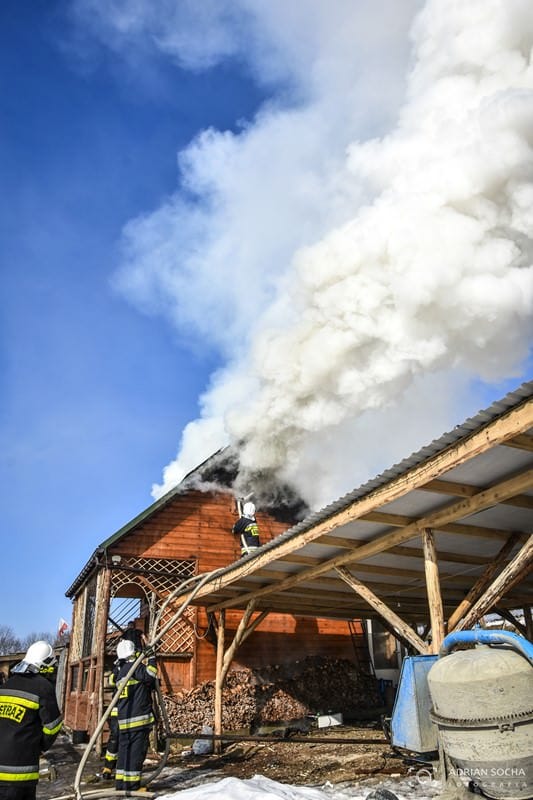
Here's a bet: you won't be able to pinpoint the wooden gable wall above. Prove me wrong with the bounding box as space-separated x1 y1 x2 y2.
65 487 363 738
107 489 358 686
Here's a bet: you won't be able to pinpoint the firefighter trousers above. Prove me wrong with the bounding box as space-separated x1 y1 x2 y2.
115 727 150 791
104 714 119 772
0 783 37 800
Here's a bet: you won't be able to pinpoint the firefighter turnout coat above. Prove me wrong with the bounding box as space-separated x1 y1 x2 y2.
110 656 157 733
110 655 157 790
0 671 62 786
232 515 260 555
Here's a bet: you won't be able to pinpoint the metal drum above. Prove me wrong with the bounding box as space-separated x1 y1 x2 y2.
427 630 533 800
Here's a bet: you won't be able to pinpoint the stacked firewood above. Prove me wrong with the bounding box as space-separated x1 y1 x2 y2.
162 656 381 734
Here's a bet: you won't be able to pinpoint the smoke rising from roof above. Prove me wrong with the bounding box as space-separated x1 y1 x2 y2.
81 0 533 508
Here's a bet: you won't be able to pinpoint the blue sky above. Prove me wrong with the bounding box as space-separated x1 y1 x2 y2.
0 1 264 636
1 0 532 639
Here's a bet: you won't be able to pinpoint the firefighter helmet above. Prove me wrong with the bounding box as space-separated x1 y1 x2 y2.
13 640 56 673
117 639 136 660
243 502 256 518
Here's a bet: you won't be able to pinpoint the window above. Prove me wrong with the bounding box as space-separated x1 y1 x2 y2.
70 664 79 692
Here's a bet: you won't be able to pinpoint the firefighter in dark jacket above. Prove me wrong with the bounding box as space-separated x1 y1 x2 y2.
0 640 62 800
111 639 157 791
102 624 146 779
232 501 261 556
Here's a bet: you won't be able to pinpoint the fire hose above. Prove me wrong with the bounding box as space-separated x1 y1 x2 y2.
72 566 225 800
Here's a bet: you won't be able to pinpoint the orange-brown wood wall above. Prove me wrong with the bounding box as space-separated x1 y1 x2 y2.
107 489 359 689
66 488 362 736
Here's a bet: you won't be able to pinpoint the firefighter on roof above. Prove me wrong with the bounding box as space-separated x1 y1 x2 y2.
111 639 157 792
0 640 62 800
232 501 261 556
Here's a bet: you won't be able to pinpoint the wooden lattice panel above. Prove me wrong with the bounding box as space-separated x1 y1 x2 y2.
110 557 196 655
158 603 195 654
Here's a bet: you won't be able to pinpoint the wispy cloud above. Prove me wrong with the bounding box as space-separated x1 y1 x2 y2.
72 0 533 508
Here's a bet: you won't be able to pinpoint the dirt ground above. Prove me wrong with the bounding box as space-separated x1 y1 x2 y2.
38 725 414 798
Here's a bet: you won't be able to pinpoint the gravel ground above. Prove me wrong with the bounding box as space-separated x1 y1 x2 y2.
37 726 420 799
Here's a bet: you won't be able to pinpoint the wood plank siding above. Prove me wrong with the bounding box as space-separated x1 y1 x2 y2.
64 488 361 739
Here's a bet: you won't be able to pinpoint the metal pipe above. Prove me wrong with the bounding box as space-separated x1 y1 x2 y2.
167 732 388 745
439 628 533 665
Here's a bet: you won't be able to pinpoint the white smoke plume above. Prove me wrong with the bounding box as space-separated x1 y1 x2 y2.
74 0 533 508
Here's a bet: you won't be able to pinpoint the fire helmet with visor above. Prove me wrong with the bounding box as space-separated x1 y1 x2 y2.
12 640 57 674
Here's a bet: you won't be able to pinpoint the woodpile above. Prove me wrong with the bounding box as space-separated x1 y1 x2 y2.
162 656 381 734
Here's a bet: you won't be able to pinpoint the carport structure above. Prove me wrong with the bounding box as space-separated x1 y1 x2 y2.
174 383 533 741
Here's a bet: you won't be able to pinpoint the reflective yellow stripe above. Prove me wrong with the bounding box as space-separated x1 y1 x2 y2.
43 719 63 736
146 665 157 676
0 695 38 710
118 715 154 731
0 773 39 782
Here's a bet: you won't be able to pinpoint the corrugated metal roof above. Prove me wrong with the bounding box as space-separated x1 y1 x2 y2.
229 381 533 565
67 381 533 618
184 381 533 622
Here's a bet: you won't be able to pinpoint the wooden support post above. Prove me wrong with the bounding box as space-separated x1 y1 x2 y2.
214 610 225 754
221 600 257 680
455 534 533 631
447 534 520 631
95 568 112 755
423 528 445 654
213 603 270 753
335 566 428 654
524 605 533 642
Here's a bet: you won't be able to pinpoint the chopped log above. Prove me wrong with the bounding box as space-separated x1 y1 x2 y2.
162 655 381 734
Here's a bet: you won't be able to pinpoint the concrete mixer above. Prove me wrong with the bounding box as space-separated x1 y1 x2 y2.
386 629 533 800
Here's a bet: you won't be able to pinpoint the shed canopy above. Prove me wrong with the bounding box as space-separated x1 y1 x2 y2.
180 383 533 645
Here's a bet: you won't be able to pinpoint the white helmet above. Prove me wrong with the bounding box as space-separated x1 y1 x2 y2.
117 639 136 660
13 640 56 674
243 502 256 518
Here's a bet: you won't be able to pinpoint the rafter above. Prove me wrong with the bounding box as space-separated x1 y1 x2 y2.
454 535 533 630
206 467 533 613
335 566 428 654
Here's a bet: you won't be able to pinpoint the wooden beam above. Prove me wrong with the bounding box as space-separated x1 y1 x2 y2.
421 477 533 510
454 535 533 630
207 467 533 613
214 609 225 753
221 600 257 681
178 400 533 608
216 574 471 606
363 510 530 537
502 433 533 452
447 534 520 631
391 544 493 566
277 555 479 586
422 528 445 653
335 566 428 654
241 609 270 644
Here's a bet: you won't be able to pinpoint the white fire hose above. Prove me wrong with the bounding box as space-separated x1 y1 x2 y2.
72 567 225 800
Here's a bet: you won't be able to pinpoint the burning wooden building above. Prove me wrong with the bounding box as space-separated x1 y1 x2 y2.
64 451 370 741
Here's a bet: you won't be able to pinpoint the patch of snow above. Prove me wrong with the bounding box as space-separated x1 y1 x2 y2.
156 773 442 800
